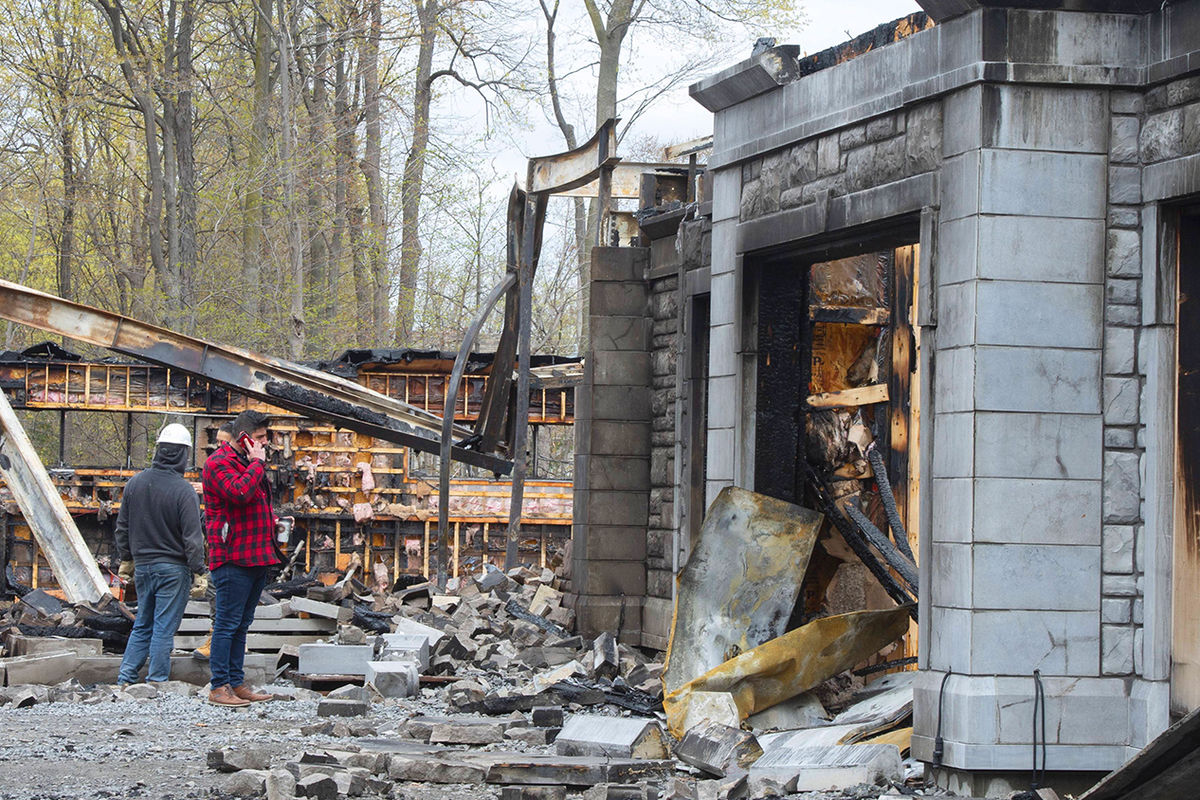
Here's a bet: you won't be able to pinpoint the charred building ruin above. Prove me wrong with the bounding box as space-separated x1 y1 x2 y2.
569 0 1200 793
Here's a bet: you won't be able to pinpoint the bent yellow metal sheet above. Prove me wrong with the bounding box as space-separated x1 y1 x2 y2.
664 606 911 738
663 487 823 695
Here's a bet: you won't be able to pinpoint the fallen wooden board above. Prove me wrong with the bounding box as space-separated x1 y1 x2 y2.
664 606 911 738
807 383 889 409
664 486 823 695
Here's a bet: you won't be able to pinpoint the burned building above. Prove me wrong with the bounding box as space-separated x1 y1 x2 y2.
570 0 1200 793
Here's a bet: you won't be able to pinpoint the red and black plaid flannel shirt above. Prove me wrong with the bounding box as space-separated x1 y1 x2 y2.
202 442 280 570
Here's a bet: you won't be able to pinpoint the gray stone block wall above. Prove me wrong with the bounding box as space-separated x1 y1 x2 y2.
647 270 679 610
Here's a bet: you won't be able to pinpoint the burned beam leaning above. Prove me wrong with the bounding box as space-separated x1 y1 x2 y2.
0 280 511 475
0 387 111 604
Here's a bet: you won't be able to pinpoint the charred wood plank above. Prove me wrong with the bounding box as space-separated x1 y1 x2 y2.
845 503 919 594
807 383 889 409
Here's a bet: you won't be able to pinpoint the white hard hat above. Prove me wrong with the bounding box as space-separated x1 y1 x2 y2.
156 423 193 448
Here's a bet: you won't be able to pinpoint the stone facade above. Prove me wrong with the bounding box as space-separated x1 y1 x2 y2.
684 0 1200 791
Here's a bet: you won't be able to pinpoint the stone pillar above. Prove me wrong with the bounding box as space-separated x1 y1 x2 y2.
572 246 651 643
913 83 1127 793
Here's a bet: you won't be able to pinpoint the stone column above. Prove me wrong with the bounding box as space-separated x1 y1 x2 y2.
572 246 651 643
914 83 1126 793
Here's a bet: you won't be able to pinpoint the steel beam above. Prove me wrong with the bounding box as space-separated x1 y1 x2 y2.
0 388 110 604
0 280 511 474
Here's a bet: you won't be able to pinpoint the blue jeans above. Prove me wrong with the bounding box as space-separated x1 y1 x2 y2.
118 562 192 684
209 564 268 688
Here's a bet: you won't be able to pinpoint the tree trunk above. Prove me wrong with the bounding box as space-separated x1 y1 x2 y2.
304 15 331 322
361 0 387 341
331 13 355 330
394 0 438 346
278 0 305 359
175 0 198 331
349 205 371 345
242 0 274 321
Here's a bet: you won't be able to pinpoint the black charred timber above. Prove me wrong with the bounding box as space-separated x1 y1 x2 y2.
867 447 916 564
845 503 919 594
265 575 321 598
505 598 572 639
853 656 918 676
550 680 661 716
755 262 808 504
802 460 917 618
352 604 392 633
264 380 390 427
797 12 931 78
17 623 128 652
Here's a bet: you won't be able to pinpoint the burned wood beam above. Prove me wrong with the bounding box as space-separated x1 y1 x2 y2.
867 447 916 564
809 305 890 326
802 460 917 615
845 502 919 594
0 388 111 605
807 383 889 409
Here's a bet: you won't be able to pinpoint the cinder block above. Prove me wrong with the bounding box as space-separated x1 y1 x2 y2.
365 661 419 698
298 644 374 676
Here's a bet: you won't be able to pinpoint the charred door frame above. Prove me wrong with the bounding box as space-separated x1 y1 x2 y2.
746 216 921 507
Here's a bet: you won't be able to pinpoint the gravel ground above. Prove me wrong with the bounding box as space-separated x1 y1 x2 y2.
0 682 944 800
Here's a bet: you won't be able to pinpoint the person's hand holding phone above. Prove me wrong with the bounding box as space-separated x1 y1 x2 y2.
239 431 267 462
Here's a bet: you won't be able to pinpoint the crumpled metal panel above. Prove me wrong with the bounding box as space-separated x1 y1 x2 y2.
664 606 912 738
663 486 823 695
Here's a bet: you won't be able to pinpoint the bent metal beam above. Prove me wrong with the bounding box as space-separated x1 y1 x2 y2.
0 280 512 475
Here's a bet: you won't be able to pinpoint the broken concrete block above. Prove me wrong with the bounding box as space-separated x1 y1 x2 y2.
326 683 370 702
336 624 367 645
531 660 586 692
6 634 103 658
208 746 271 772
744 692 828 732
295 773 338 800
298 643 373 676
290 596 353 622
387 753 488 783
555 715 668 760
484 755 675 786
391 615 447 648
676 721 763 777
0 651 78 686
224 769 269 797
591 633 619 680
447 679 486 710
123 683 159 700
505 727 559 746
477 565 510 593
748 743 902 792
379 633 430 670
429 719 506 745
436 632 478 661
583 784 658 800
432 594 461 612
19 588 63 617
265 768 296 800
501 786 567 800
316 698 368 718
673 691 741 733
365 660 418 698
532 706 564 727
2 685 48 708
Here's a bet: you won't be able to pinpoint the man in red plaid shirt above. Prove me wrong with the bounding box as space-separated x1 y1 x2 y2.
202 409 279 707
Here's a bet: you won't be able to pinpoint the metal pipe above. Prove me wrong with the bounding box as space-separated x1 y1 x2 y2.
435 272 517 588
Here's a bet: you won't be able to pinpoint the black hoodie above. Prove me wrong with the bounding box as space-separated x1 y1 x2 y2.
114 443 205 574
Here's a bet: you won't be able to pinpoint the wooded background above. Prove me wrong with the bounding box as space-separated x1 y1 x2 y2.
0 0 796 362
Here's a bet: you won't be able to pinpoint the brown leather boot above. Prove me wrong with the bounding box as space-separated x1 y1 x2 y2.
231 684 273 703
208 685 250 707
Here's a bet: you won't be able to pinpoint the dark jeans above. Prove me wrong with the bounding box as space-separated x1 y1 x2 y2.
118 562 192 684
209 563 267 688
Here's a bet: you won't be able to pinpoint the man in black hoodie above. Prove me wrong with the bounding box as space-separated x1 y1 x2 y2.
116 423 206 686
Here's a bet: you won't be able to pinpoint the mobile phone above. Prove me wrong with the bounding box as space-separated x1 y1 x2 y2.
237 431 255 451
